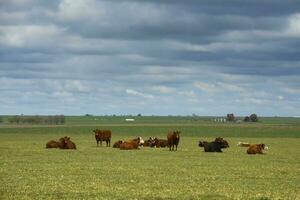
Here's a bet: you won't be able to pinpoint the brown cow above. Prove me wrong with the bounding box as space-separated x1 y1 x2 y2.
46 140 60 148
46 137 76 149
113 140 123 148
58 136 76 150
119 141 139 150
167 130 180 151
247 144 267 154
154 137 168 148
119 137 143 150
93 129 112 147
64 137 76 149
123 137 144 146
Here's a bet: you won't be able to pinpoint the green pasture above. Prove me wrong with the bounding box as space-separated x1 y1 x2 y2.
0 117 299 199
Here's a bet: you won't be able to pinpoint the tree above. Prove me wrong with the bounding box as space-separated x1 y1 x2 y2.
0 116 3 123
226 113 235 122
249 113 258 122
244 116 250 122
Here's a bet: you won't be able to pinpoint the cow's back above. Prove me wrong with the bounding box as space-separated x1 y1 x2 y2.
120 141 139 150
46 140 59 148
95 130 112 140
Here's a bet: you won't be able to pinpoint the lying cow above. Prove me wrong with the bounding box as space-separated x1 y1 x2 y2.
113 140 123 148
119 137 144 150
46 136 76 150
46 140 60 148
59 136 77 149
93 129 112 147
198 137 229 152
237 141 269 154
154 137 168 148
247 144 268 154
144 137 156 147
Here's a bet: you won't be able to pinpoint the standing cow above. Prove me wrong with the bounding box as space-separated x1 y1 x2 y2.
93 129 112 147
167 130 180 151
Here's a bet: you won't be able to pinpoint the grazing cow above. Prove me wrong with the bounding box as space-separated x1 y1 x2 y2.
93 129 112 147
144 137 156 147
247 144 267 154
113 140 123 148
167 130 180 151
46 140 60 148
58 136 77 149
154 137 168 148
198 137 229 152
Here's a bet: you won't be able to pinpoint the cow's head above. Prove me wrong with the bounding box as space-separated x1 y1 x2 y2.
92 129 98 134
147 137 156 147
58 136 70 148
174 130 180 139
198 141 207 147
138 137 144 145
215 137 229 148
259 144 266 150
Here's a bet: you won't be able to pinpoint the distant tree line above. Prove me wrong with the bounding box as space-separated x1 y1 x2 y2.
226 113 259 122
8 115 65 125
244 114 258 122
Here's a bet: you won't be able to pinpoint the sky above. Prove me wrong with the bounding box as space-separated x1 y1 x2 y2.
0 0 300 116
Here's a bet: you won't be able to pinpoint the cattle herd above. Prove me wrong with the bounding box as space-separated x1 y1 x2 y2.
46 129 269 154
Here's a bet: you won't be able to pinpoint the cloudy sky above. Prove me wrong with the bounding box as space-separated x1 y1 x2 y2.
1 0 300 116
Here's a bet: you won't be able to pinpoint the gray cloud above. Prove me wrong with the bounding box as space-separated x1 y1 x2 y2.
0 0 299 116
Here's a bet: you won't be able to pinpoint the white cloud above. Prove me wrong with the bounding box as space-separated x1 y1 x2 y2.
151 85 176 93
56 0 104 21
178 90 196 97
286 13 300 37
194 81 245 93
169 41 257 52
277 96 284 100
0 25 66 47
194 81 218 93
126 89 154 99
64 80 90 93
218 82 245 92
282 87 300 94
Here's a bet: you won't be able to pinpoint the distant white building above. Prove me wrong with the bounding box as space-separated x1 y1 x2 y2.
125 118 135 122
213 118 226 123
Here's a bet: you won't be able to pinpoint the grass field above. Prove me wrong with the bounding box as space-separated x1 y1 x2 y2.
0 116 299 199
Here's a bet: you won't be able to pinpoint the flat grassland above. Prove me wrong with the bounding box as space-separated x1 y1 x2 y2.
0 116 299 200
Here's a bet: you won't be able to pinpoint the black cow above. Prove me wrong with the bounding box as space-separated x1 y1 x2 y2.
198 137 229 152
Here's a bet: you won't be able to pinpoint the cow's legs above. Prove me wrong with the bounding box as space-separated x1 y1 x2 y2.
97 140 99 147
